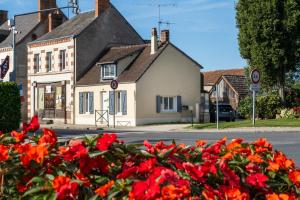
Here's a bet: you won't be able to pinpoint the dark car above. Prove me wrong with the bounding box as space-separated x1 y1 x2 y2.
210 104 236 122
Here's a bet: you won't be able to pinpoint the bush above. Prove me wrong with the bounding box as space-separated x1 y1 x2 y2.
0 117 299 199
0 82 21 132
279 108 298 119
256 93 282 119
237 96 252 119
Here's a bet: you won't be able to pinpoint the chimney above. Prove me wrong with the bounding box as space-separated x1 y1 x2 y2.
151 28 158 55
38 0 57 22
161 30 170 43
95 0 110 17
48 12 63 32
0 10 8 26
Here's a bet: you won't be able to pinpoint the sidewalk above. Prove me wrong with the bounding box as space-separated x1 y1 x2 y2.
41 123 300 133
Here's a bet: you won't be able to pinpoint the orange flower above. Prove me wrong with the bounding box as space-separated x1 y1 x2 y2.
161 184 190 200
20 144 48 166
195 140 206 147
266 193 292 200
247 154 264 164
222 152 233 161
0 145 9 162
227 138 243 151
11 131 26 143
95 180 114 198
289 170 300 184
274 152 294 170
225 188 250 200
267 161 280 172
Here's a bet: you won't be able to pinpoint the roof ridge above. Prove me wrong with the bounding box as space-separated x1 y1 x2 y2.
110 44 147 49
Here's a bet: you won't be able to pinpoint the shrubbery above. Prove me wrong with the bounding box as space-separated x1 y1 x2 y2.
237 93 282 119
0 117 299 199
0 82 21 132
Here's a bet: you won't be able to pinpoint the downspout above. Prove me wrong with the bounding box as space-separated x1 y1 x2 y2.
73 37 76 125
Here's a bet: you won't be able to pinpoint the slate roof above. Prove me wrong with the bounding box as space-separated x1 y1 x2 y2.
77 42 202 85
34 11 95 42
0 13 40 48
203 68 245 86
223 75 248 97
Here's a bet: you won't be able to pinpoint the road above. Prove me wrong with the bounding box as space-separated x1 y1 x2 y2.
53 129 300 166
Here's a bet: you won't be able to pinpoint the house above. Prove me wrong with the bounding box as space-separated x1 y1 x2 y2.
75 28 202 126
27 0 144 124
0 0 66 120
203 69 248 110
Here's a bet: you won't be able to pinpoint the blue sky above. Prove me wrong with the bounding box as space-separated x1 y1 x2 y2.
0 0 246 71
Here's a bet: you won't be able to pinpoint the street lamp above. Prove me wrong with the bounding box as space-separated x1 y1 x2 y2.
8 17 19 82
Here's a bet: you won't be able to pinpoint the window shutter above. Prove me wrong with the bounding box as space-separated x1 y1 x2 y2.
156 96 161 113
79 92 83 114
121 91 127 115
177 96 182 113
89 92 94 114
109 91 115 115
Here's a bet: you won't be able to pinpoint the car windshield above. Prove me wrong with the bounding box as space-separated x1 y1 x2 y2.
219 105 232 112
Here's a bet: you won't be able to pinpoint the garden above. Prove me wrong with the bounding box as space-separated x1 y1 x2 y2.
0 115 299 200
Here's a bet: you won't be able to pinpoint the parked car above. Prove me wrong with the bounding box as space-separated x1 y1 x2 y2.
210 104 236 122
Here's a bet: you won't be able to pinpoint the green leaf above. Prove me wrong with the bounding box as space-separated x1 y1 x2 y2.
89 151 108 158
140 150 155 158
27 177 45 185
88 195 100 200
22 186 48 197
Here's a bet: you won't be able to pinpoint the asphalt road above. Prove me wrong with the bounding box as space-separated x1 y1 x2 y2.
54 129 300 167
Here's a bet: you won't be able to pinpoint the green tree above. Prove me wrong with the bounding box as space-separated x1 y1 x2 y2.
236 0 300 102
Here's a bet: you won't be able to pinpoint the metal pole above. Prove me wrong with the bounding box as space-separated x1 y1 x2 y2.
253 90 256 126
216 84 219 130
113 89 116 128
12 16 16 82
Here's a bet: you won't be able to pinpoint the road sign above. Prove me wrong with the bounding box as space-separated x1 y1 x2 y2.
250 84 260 92
250 69 260 84
110 80 118 90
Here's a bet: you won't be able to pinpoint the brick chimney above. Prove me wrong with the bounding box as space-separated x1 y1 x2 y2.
48 12 63 32
38 0 57 21
0 10 8 25
95 0 110 17
161 30 170 43
151 28 158 55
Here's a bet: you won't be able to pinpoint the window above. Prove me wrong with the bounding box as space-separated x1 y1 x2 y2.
79 92 94 114
102 64 116 79
46 52 52 72
162 97 176 112
109 91 127 115
59 50 66 71
33 54 40 73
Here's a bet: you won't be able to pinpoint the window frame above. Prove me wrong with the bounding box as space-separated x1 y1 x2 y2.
101 64 117 80
46 52 52 72
59 50 66 71
80 92 93 115
161 96 177 113
34 53 40 73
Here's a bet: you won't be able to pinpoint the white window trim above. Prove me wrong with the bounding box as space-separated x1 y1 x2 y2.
161 96 177 113
46 52 52 72
81 92 92 115
102 64 116 80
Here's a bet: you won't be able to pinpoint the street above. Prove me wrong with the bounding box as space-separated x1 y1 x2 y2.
53 129 300 167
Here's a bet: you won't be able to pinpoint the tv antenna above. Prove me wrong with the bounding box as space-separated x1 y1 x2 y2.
158 3 176 37
69 0 80 15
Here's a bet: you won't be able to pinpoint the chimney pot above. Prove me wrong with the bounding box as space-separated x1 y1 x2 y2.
0 10 8 26
161 30 170 43
151 28 158 55
95 0 110 17
48 12 64 32
38 0 57 22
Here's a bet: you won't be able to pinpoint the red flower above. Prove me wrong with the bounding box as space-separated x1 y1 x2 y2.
95 180 114 198
11 131 26 143
38 128 57 147
53 176 78 200
220 162 240 187
131 178 160 200
19 144 48 166
59 140 88 161
0 144 9 162
183 162 206 182
245 173 268 188
23 115 40 133
138 158 157 173
96 134 117 151
79 155 109 175
288 170 300 184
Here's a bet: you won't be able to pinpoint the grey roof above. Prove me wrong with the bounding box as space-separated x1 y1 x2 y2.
34 11 96 42
223 75 249 97
0 13 40 48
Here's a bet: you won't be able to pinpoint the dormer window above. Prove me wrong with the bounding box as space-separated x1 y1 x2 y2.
101 64 116 80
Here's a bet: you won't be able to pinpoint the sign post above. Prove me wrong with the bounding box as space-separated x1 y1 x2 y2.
250 69 260 127
110 80 118 128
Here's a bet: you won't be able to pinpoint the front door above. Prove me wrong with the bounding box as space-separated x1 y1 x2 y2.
44 86 55 118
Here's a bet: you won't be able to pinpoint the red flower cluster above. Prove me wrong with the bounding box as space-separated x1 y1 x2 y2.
0 116 299 199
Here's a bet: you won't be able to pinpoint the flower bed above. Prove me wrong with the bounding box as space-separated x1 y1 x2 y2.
0 116 299 199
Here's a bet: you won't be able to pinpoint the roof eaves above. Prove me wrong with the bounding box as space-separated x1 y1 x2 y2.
28 35 75 45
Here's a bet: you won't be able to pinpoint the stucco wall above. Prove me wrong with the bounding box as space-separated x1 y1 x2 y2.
136 44 201 125
75 83 136 126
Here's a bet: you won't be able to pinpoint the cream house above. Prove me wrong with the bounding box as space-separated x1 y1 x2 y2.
0 1 66 120
75 29 203 126
27 0 144 124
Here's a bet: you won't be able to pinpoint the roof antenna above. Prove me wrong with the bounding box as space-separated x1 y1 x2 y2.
69 0 80 15
158 3 176 38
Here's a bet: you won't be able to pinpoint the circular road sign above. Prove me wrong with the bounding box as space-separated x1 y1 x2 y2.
250 69 260 84
110 80 119 90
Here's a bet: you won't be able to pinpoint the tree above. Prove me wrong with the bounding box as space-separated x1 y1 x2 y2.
236 0 300 102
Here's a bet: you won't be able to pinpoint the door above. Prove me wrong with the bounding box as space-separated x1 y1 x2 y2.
100 92 109 123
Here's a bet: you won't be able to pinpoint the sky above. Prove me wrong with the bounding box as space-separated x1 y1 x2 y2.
0 0 247 71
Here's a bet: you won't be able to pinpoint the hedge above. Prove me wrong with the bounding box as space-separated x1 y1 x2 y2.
0 82 21 132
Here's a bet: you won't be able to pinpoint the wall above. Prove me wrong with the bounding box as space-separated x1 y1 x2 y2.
136 44 201 125
75 83 136 126
27 39 75 123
